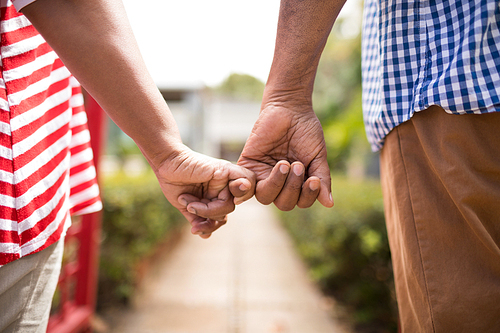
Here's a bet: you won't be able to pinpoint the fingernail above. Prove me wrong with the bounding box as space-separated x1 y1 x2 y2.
293 164 303 176
178 198 188 207
280 164 289 174
239 183 249 191
329 193 333 203
187 206 197 215
309 181 319 191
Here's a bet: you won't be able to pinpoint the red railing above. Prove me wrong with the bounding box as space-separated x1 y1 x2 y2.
47 93 106 333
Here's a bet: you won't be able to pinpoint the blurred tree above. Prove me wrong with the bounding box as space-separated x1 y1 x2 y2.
106 119 142 157
314 33 362 122
214 72 265 101
313 15 374 176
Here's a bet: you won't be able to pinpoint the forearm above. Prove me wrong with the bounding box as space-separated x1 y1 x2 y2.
264 0 346 105
22 0 183 166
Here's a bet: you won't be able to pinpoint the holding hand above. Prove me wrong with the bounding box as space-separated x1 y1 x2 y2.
234 0 343 211
145 145 256 238
238 103 333 211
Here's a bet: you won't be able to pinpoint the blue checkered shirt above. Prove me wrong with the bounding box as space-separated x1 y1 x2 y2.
361 0 500 151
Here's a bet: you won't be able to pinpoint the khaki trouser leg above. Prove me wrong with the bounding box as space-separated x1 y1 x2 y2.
0 238 65 333
380 106 500 333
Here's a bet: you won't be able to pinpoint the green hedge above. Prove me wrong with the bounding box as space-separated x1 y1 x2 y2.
278 175 397 332
97 171 184 308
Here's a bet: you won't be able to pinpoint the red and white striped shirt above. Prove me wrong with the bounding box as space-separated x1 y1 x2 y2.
0 0 102 266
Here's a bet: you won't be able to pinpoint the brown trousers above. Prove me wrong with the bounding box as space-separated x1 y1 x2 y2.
380 106 500 332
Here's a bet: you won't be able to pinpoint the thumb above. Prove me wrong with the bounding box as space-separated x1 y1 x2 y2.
229 178 253 205
226 164 256 205
206 169 229 200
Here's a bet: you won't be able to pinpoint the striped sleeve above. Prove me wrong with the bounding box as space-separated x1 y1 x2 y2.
68 77 102 215
0 0 101 266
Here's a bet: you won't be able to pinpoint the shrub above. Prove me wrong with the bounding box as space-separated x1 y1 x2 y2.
97 171 184 309
278 175 398 332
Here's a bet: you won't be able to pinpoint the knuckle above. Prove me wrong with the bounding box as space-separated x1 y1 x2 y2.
255 189 276 205
297 200 314 209
256 194 274 205
270 180 285 189
289 182 303 191
275 201 295 212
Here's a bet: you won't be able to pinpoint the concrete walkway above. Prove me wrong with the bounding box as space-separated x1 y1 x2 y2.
107 199 348 333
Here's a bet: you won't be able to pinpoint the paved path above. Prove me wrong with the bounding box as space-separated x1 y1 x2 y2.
108 199 348 333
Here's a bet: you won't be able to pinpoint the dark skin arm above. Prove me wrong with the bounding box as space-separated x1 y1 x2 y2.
238 0 347 211
21 0 256 238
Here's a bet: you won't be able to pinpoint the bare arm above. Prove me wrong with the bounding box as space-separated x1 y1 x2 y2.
265 0 346 102
22 0 256 237
238 0 346 210
22 0 179 166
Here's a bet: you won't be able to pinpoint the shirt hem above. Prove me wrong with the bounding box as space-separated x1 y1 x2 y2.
12 0 37 11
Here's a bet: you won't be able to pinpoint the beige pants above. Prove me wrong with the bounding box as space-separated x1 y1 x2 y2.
0 239 64 333
380 106 500 332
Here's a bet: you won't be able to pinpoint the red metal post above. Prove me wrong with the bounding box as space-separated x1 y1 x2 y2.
47 93 106 333
74 92 106 313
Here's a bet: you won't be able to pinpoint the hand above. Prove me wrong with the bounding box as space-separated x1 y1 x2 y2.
237 103 333 211
146 145 256 238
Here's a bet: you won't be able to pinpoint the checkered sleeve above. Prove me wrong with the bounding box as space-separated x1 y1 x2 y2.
361 0 500 151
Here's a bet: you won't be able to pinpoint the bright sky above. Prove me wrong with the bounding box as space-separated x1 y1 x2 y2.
122 0 361 88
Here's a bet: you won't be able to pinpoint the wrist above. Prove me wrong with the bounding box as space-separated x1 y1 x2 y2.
261 83 314 112
137 134 187 171
262 65 318 110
